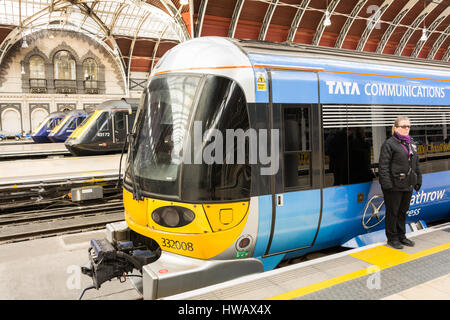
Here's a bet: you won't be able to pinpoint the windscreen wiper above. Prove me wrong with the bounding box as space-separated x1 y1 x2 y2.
126 133 143 201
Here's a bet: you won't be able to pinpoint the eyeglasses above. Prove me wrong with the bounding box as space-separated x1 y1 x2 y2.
396 125 411 129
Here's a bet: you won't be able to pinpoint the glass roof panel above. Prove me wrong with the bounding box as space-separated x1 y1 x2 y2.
95 1 121 28
0 0 181 40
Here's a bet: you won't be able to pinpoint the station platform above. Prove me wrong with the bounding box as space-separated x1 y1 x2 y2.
0 230 140 300
0 154 125 187
0 142 69 158
0 139 33 146
167 222 450 300
0 222 448 300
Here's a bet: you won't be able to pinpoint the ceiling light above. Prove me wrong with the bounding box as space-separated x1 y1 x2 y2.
21 38 28 48
324 11 331 27
420 28 428 42
180 0 188 5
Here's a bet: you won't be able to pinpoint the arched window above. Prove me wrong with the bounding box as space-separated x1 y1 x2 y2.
29 55 45 79
83 58 97 80
54 50 76 80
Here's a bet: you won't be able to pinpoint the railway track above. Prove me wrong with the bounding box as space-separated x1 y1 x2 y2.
0 200 124 244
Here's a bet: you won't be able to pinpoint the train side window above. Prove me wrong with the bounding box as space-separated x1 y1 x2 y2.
323 104 450 187
323 105 376 187
76 117 86 126
415 124 450 174
282 106 311 189
97 112 109 132
115 112 125 130
324 126 377 187
67 118 77 129
409 125 428 174
49 118 61 129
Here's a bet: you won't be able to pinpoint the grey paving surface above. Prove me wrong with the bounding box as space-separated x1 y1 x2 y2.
297 249 450 300
0 230 141 300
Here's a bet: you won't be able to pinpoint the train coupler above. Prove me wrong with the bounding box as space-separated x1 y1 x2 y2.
79 222 160 299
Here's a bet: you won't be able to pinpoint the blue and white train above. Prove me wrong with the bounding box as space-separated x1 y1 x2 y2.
48 110 88 143
81 37 450 299
31 111 66 143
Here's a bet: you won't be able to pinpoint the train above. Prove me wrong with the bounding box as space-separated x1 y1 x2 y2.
64 99 140 156
47 110 88 143
30 111 66 143
80 37 450 299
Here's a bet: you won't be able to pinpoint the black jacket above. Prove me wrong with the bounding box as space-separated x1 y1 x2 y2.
379 133 422 192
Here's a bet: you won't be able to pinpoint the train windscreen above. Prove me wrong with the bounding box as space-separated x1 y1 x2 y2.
126 74 251 201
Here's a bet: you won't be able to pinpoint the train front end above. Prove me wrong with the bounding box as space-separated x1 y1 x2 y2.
31 112 66 143
81 38 264 299
122 72 264 297
64 110 102 155
65 101 136 156
48 110 88 143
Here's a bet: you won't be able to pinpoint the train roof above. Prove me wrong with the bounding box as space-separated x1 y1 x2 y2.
151 37 449 105
153 37 449 78
48 111 67 117
232 39 450 72
97 98 140 111
66 110 88 116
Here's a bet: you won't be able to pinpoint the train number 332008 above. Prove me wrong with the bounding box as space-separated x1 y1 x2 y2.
161 238 194 251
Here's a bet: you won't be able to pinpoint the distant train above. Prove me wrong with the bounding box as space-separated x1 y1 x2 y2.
31 111 66 143
65 99 140 156
48 110 88 143
80 37 450 299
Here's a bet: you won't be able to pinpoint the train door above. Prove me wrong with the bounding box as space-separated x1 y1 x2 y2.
264 69 322 257
112 111 128 143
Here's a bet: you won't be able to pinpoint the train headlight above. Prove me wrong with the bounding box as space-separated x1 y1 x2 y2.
151 206 195 228
151 211 160 223
183 210 195 222
161 207 179 227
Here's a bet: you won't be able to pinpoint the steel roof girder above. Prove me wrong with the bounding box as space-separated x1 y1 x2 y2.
258 0 278 41
427 24 450 60
356 0 394 51
159 0 190 41
375 0 418 54
312 0 340 46
411 6 450 58
228 0 245 38
194 0 208 38
394 0 442 56
286 0 310 42
443 45 450 61
334 0 368 49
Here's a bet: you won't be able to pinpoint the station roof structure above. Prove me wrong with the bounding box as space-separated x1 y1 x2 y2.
0 0 449 79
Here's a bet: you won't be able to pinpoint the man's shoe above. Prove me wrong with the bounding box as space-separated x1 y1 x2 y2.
387 241 403 249
400 238 415 247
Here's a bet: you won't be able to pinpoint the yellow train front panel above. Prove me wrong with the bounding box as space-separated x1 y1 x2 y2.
123 189 249 260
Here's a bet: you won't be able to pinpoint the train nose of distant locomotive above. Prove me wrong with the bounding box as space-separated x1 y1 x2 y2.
47 132 59 143
31 133 50 143
64 137 79 155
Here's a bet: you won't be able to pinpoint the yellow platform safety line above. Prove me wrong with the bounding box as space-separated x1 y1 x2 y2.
268 242 450 300
81 171 105 176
